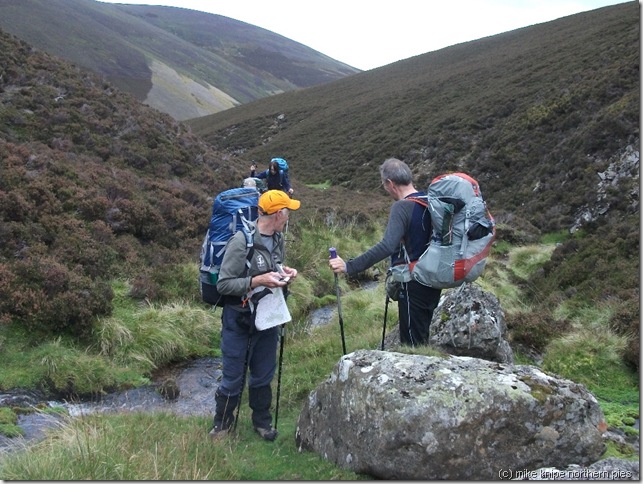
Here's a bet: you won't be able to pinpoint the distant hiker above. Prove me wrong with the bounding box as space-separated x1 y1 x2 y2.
209 190 301 442
251 160 293 195
328 158 441 347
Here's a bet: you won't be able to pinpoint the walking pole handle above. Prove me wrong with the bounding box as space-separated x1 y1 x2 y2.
329 247 337 259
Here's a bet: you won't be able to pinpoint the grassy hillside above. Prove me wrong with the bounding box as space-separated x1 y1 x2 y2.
188 2 639 368
0 1 638 377
0 0 359 120
115 4 359 86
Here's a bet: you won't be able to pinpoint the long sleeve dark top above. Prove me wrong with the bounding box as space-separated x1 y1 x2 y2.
345 193 431 275
251 168 291 193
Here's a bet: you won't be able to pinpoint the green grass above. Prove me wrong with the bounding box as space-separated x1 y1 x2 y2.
0 222 638 478
0 411 366 480
305 180 332 190
0 283 219 395
540 230 570 245
542 327 639 460
0 407 23 439
542 329 638 403
508 244 557 282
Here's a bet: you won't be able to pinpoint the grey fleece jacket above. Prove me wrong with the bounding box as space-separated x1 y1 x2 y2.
216 222 285 309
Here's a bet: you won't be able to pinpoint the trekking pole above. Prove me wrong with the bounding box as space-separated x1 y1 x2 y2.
329 247 347 355
381 294 390 350
274 324 286 430
234 327 253 432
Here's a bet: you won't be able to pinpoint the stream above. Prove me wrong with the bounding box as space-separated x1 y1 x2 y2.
2 279 640 470
0 298 350 459
1 283 640 463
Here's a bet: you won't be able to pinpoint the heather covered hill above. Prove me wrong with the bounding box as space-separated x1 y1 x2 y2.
0 2 638 366
0 29 244 335
188 1 639 367
190 1 638 231
0 25 383 338
0 0 359 120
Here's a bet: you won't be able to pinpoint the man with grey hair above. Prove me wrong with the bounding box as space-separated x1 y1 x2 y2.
328 158 441 346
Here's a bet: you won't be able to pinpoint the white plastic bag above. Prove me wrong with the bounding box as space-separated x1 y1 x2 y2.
252 286 291 330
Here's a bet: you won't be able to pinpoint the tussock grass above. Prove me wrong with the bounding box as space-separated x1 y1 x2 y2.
0 291 219 395
542 328 638 438
508 244 557 282
0 407 22 439
0 223 638 478
95 302 217 371
476 257 529 313
553 301 614 333
0 411 364 480
543 330 635 394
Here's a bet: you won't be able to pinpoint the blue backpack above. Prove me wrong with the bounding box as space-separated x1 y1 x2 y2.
199 187 258 306
271 157 289 172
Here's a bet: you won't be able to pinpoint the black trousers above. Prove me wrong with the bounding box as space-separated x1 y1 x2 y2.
398 280 441 346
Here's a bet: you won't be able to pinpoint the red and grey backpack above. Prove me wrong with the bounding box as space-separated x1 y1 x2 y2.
410 172 495 289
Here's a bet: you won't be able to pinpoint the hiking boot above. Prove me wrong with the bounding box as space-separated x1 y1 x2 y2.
208 424 230 441
254 426 278 441
209 390 238 442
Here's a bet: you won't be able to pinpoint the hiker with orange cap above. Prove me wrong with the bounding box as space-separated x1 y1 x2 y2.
209 190 301 442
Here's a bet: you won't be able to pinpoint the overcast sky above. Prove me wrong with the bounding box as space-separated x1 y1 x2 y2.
99 0 630 70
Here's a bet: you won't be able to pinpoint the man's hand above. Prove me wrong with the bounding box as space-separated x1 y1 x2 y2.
328 256 347 273
252 271 290 288
280 266 297 281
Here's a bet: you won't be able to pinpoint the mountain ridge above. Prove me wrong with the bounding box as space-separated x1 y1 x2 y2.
0 0 359 120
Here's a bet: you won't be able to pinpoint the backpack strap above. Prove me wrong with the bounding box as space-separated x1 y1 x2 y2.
398 196 429 266
406 196 428 208
243 246 255 276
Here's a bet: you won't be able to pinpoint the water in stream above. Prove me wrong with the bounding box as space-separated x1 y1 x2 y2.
0 297 349 459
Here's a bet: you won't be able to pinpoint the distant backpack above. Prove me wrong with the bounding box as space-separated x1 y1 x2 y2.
271 157 289 172
410 172 495 289
199 187 258 306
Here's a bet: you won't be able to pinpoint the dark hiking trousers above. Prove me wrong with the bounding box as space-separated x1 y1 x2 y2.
217 305 278 398
398 279 441 346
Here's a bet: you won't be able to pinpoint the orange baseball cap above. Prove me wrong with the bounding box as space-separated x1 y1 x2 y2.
258 190 301 214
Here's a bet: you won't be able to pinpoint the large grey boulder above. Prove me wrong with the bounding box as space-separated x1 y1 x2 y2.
296 350 606 480
429 283 514 364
